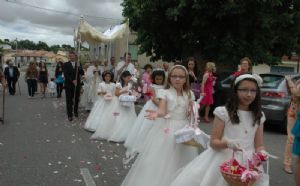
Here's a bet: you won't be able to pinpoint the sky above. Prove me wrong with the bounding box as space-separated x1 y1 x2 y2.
0 0 124 46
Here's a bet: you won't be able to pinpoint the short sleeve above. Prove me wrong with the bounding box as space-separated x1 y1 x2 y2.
157 89 167 100
260 112 266 125
116 82 122 89
213 106 228 122
97 83 104 92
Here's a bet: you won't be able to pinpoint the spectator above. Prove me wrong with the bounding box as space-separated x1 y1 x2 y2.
38 63 49 98
200 62 216 123
232 57 252 77
183 57 199 84
25 61 38 98
4 60 20 95
55 62 64 98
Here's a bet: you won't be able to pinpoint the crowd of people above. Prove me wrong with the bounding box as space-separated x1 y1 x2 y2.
57 52 272 186
2 52 300 186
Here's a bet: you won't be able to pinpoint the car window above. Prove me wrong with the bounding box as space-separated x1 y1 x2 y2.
260 74 284 88
221 75 234 85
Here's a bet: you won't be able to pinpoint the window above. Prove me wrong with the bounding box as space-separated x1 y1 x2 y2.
260 74 284 88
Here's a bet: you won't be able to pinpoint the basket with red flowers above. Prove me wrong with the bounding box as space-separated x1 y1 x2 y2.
220 150 268 186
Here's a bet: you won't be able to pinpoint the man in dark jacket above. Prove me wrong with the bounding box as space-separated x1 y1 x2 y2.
4 60 20 95
63 52 84 121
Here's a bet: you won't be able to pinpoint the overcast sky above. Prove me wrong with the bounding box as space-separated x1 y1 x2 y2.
0 0 124 46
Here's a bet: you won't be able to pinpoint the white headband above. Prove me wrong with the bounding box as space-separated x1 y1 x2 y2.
153 68 164 72
234 74 263 87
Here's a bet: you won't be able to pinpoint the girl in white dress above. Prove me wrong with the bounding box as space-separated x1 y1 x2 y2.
80 63 101 111
124 69 165 160
170 74 269 186
91 71 137 142
120 65 199 186
84 71 115 132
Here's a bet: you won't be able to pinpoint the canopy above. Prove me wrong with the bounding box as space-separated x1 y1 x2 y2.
75 18 128 44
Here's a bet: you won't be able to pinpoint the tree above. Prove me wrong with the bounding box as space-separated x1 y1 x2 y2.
122 0 300 65
62 44 74 51
50 45 61 53
4 39 10 44
14 39 36 50
36 41 50 51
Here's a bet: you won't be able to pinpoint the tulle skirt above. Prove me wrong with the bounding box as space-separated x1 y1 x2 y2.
84 96 110 132
91 97 137 142
170 148 267 186
124 100 158 155
120 118 199 186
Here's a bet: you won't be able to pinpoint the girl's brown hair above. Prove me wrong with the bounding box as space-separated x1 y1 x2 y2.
225 77 262 126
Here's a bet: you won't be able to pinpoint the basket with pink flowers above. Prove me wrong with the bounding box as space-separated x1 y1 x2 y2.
219 150 268 186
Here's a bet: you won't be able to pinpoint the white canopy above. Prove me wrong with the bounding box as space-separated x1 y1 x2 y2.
75 18 129 44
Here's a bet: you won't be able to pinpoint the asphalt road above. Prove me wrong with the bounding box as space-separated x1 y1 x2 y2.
0 74 296 186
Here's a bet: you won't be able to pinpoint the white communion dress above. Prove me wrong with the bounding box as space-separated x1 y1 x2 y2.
84 82 116 132
120 87 199 186
170 106 267 186
91 83 137 142
124 84 164 158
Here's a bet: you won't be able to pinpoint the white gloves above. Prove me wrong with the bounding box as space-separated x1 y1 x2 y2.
227 140 241 150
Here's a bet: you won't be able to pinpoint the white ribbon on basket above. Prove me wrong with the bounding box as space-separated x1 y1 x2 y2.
174 96 210 149
235 149 277 185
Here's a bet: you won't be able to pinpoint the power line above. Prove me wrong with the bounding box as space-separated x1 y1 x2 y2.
4 0 123 22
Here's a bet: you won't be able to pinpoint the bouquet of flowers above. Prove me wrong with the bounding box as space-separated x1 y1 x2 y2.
220 150 267 186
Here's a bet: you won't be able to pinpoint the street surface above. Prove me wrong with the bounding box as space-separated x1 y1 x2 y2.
0 73 296 186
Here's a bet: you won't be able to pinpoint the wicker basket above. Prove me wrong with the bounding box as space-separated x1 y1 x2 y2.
221 171 256 186
220 150 258 186
183 139 203 148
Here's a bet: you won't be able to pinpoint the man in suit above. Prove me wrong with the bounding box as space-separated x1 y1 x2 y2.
63 52 84 121
4 60 20 95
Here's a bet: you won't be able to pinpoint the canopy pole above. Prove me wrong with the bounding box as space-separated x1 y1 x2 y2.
126 19 129 54
73 16 83 105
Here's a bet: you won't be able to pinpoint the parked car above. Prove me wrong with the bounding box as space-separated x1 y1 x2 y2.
217 72 300 133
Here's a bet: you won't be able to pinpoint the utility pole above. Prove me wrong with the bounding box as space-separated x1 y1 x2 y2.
15 38 18 66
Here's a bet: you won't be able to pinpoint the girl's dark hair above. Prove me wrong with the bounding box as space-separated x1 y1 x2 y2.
225 77 262 126
102 70 114 82
55 62 63 75
151 70 165 85
143 64 153 70
120 70 131 87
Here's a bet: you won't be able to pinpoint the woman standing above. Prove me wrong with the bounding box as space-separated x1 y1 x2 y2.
232 57 252 77
184 57 200 98
38 63 48 98
55 62 64 98
184 57 198 84
200 62 216 123
25 62 38 98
